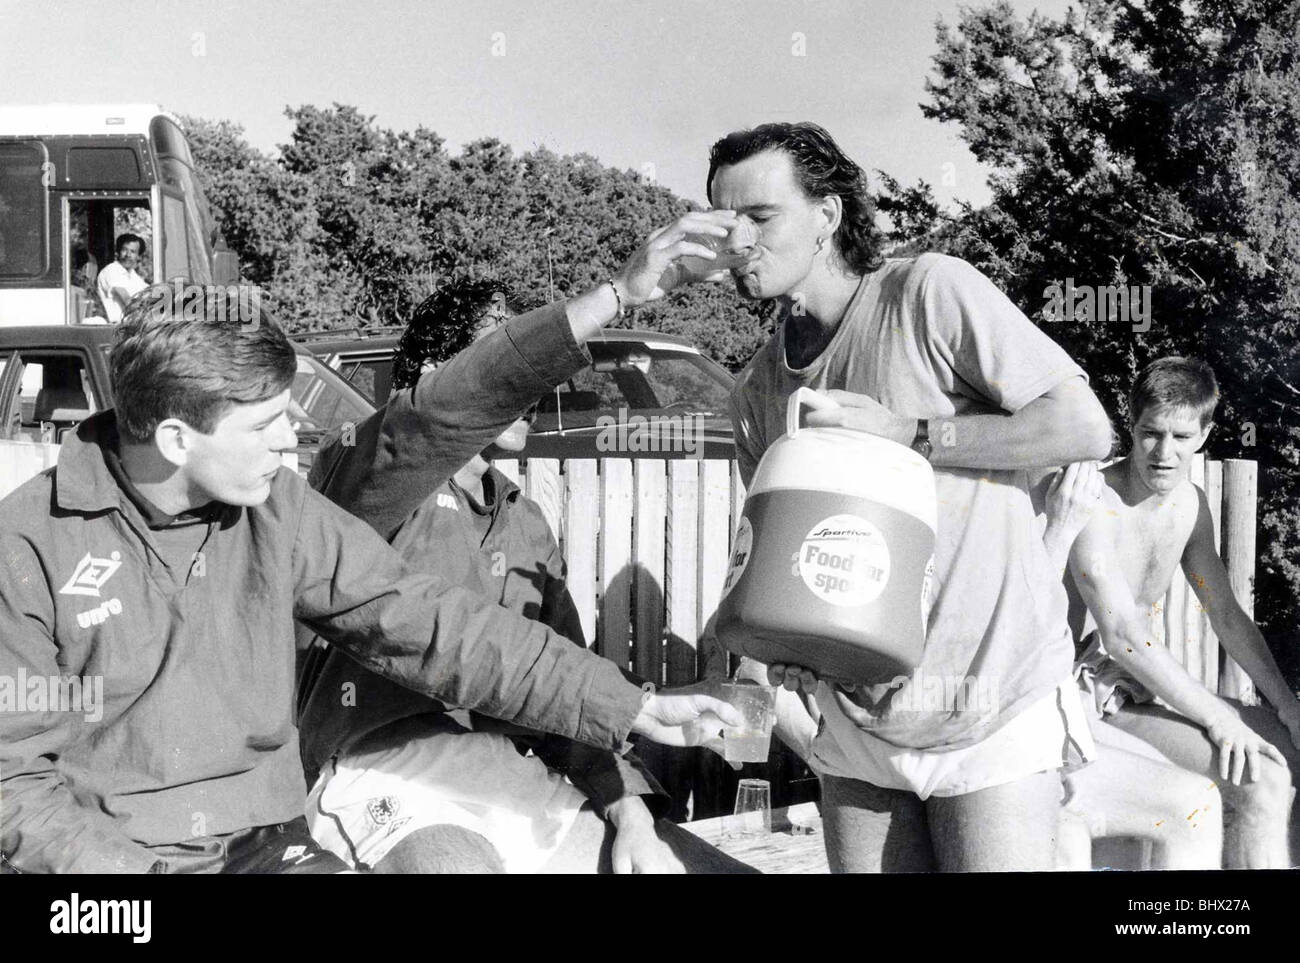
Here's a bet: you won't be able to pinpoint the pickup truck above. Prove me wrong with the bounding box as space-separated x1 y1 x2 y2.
0 324 375 473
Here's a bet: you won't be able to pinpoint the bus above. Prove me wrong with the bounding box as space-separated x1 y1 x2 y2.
0 103 238 327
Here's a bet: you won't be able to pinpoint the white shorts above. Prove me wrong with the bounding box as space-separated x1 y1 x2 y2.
306 727 590 874
811 679 1096 800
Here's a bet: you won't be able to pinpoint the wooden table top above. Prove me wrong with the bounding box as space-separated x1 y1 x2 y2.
682 802 829 874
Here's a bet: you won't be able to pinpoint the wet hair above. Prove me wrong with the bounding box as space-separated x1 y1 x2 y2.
1129 356 1219 430
706 122 885 275
391 272 512 391
110 282 296 443
115 233 146 258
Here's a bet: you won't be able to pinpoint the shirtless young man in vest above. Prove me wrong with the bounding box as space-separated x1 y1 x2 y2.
1049 357 1300 868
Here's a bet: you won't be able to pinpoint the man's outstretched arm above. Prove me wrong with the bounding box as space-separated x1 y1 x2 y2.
310 302 592 542
1182 487 1300 746
292 484 738 753
311 208 742 541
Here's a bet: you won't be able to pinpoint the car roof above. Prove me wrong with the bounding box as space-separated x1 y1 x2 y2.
0 324 317 358
292 326 703 354
589 329 702 352
0 325 120 348
292 334 403 354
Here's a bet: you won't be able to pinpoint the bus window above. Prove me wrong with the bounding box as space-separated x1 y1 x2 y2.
156 149 215 283
160 192 191 282
0 141 49 279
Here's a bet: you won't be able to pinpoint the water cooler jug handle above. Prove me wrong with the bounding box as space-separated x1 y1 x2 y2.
786 387 842 438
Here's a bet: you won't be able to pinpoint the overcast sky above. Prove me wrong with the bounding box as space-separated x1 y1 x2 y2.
1 0 1074 209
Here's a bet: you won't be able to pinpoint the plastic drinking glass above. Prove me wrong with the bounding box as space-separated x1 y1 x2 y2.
679 221 758 278
720 682 777 764
724 778 772 838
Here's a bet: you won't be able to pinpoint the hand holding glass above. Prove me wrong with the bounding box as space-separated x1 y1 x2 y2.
719 682 777 764
678 221 757 280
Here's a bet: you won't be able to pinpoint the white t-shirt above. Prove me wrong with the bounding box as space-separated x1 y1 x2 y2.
96 260 148 323
729 253 1086 752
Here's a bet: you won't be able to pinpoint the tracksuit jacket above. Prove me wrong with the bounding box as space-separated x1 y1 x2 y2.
299 299 663 814
0 305 642 874
299 468 666 815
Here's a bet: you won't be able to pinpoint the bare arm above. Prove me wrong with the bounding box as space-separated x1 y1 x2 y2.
1034 461 1106 574
931 377 1112 469
1070 516 1228 727
809 376 1113 471
1182 487 1300 733
1069 515 1287 781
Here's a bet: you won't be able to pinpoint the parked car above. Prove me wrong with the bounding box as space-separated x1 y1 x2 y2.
289 326 404 405
529 330 736 460
293 327 738 460
0 325 375 475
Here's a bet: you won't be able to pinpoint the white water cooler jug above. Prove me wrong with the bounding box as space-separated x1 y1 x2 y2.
716 388 937 684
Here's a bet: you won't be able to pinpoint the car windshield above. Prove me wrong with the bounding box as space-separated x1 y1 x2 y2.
292 353 373 441
564 346 732 416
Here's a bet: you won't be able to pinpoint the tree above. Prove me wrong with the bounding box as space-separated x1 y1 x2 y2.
183 106 773 367
914 0 1300 682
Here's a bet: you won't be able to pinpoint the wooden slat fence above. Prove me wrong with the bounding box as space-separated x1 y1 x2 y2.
487 453 1264 817
0 441 1263 819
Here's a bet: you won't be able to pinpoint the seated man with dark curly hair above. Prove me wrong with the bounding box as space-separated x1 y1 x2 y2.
299 220 757 873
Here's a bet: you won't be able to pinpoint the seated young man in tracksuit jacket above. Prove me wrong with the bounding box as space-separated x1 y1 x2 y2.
300 274 752 873
0 228 742 873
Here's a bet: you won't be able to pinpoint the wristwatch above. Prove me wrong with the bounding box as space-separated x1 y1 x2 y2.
910 419 933 461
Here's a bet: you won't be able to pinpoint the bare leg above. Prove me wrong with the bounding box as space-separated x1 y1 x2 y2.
819 774 933 873
1057 809 1093 871
926 770 1061 872
373 824 505 873
1107 701 1293 869
1064 719 1223 869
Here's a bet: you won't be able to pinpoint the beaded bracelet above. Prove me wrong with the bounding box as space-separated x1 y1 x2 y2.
607 278 625 319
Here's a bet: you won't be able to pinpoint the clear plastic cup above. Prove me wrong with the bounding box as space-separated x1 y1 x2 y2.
679 221 757 278
723 778 772 838
719 682 777 764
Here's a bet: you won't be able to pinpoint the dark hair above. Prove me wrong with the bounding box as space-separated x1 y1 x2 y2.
115 233 146 258
391 272 510 391
706 122 884 275
110 282 296 443
1129 356 1219 430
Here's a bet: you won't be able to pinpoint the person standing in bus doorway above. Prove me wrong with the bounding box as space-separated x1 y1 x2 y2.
96 233 148 323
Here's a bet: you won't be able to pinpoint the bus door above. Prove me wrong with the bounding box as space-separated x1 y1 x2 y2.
64 193 152 323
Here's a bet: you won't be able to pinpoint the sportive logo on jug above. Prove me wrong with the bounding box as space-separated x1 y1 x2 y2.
797 514 891 607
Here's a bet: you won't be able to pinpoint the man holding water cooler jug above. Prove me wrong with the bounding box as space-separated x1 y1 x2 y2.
693 123 1114 872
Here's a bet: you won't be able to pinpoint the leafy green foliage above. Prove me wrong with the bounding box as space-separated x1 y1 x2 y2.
181 107 772 370
895 0 1300 683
